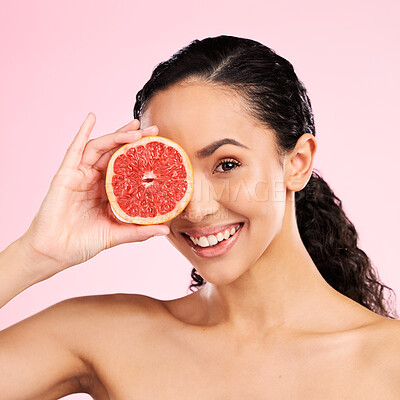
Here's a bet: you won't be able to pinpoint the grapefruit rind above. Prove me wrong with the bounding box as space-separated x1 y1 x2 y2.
105 136 194 225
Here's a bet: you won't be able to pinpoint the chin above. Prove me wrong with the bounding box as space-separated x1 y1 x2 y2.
194 267 245 287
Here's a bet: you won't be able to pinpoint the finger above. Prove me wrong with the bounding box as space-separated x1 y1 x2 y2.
59 113 96 172
80 126 159 170
93 125 160 172
109 220 170 246
115 119 140 133
140 125 159 137
77 118 139 172
92 125 160 172
92 145 124 172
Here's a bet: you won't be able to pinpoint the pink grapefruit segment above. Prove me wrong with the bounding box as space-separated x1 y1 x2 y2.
105 136 194 224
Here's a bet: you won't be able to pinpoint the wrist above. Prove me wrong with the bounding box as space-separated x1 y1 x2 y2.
14 234 59 284
0 239 43 308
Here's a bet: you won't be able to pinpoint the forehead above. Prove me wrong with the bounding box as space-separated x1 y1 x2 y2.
140 82 276 157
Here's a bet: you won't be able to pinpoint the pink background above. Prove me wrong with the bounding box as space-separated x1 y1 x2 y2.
0 1 399 398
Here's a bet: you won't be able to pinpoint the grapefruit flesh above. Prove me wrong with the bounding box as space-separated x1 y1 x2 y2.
105 136 193 224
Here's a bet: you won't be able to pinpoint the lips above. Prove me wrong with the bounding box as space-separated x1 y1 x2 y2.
180 222 244 258
180 222 243 238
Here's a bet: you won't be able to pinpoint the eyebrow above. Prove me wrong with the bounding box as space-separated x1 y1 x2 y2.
196 138 250 159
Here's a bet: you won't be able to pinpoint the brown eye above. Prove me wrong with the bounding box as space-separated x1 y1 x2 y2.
214 158 242 173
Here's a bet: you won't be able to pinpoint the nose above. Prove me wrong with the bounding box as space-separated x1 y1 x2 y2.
180 173 220 223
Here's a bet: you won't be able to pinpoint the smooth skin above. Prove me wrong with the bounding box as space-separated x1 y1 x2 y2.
1 82 399 400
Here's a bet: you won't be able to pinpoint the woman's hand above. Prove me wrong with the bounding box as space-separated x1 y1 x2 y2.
19 113 169 281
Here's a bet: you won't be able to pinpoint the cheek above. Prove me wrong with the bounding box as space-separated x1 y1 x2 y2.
214 167 286 221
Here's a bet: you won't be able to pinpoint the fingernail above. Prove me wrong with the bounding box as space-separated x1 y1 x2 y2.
126 130 141 135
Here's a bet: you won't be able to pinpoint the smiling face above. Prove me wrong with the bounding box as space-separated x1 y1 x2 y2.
140 81 289 286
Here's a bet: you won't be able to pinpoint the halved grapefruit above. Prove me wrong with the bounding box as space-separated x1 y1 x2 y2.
105 136 193 225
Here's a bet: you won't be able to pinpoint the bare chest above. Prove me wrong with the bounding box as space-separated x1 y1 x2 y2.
88 328 392 400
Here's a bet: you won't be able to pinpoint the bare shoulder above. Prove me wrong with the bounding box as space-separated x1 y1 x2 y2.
61 292 167 314
0 293 165 348
358 316 400 393
55 293 174 396
363 316 400 351
368 316 400 354
58 292 171 333
24 293 170 362
0 293 167 400
39 293 173 368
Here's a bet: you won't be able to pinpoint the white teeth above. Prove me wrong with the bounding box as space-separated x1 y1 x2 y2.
198 237 209 247
207 235 218 246
188 224 242 248
216 232 224 242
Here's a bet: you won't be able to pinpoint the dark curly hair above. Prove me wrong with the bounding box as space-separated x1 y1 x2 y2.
133 35 397 318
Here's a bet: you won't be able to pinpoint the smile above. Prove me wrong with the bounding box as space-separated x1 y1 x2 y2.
181 222 244 258
189 223 242 247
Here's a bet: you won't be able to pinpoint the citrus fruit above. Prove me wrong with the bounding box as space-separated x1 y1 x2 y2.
105 136 193 225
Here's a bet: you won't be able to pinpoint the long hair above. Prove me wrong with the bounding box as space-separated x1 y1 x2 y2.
133 35 397 318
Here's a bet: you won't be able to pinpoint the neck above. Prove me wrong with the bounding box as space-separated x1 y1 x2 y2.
197 191 345 333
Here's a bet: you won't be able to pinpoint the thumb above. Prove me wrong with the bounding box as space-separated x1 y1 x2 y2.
110 224 170 246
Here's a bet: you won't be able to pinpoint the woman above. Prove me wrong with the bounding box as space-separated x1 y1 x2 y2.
1 35 399 399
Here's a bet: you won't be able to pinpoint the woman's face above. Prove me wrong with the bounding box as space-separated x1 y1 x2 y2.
140 81 288 285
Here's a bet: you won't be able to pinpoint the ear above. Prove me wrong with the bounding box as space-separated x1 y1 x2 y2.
284 133 317 191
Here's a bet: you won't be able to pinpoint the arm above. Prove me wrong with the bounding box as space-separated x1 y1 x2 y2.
0 113 169 399
0 238 50 309
0 297 91 400
0 239 92 399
